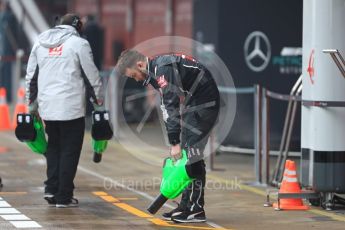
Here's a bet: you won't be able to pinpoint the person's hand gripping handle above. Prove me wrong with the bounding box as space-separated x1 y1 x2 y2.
170 144 182 161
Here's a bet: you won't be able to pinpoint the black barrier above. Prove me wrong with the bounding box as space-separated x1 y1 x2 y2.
302 100 345 107
265 89 345 107
266 90 301 102
256 86 345 185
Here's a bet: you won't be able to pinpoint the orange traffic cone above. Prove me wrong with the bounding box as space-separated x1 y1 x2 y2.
12 87 28 129
0 87 11 131
273 160 309 210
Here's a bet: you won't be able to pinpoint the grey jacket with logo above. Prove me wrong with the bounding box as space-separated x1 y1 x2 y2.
25 25 102 120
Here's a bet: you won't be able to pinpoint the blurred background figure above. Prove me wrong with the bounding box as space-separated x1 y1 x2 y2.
0 0 17 102
82 14 104 116
82 15 104 70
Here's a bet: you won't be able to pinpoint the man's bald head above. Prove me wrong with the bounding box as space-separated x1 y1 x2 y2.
60 13 83 32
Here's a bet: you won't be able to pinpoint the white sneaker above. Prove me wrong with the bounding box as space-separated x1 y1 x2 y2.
44 193 56 206
56 198 79 208
172 209 206 223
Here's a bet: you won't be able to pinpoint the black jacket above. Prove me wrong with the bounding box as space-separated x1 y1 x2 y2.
146 54 219 145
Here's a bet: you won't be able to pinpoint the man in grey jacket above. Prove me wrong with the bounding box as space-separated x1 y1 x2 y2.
25 13 103 208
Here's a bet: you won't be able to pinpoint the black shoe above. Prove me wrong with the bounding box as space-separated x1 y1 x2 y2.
56 198 79 208
44 193 56 205
172 209 206 223
162 206 186 221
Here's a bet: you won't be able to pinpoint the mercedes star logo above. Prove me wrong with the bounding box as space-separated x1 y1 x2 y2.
244 31 271 72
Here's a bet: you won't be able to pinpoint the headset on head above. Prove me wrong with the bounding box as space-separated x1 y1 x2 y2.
71 15 83 32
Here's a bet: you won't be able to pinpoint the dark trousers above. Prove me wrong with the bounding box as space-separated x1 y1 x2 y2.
44 117 85 204
179 104 219 211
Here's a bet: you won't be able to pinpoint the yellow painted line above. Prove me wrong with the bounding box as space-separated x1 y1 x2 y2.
308 209 345 222
112 202 152 218
0 192 27 195
148 218 171 226
86 145 233 229
118 197 138 201
113 202 231 229
93 191 151 218
92 142 345 226
93 191 230 229
207 174 345 223
100 195 120 203
92 191 108 196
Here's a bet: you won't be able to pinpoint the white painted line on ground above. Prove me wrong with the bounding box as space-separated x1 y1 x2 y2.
206 221 226 229
0 201 11 208
10 221 42 228
79 166 226 229
0 197 42 228
0 208 20 214
1 215 31 221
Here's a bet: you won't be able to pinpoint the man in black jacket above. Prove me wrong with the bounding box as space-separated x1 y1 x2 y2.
116 50 220 223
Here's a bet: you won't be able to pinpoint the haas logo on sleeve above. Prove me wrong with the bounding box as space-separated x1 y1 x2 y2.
49 45 63 56
157 75 168 88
